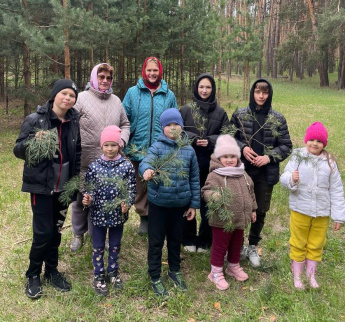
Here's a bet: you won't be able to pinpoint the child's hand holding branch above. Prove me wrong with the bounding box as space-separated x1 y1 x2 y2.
82 193 92 206
184 208 196 221
121 202 129 214
143 169 155 181
292 170 299 183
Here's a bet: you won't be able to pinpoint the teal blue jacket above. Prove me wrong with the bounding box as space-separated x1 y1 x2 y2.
123 78 178 161
139 133 200 209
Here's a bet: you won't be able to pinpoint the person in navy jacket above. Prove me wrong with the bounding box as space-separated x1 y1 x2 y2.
139 109 200 297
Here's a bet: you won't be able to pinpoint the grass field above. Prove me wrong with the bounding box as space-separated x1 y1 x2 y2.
1 74 345 321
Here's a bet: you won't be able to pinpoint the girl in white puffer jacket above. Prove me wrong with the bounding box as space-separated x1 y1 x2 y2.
280 122 345 290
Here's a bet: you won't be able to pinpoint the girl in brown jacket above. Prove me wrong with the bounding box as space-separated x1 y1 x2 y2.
202 135 257 290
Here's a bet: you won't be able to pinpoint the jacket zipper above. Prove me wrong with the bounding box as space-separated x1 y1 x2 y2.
149 93 154 146
55 122 63 192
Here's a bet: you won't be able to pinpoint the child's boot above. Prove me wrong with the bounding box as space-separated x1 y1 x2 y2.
208 265 229 290
225 263 249 281
306 259 319 289
291 260 305 290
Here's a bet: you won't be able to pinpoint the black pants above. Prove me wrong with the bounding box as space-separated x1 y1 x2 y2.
246 168 273 246
26 193 68 277
147 201 186 280
183 169 212 248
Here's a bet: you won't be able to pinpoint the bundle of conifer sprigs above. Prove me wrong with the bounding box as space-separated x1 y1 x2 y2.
144 130 190 186
24 128 59 167
206 187 234 233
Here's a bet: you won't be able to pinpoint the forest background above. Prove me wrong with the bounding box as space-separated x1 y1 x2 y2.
0 0 345 117
1 0 345 321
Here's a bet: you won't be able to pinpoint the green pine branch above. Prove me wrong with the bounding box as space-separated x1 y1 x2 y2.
58 175 94 206
101 176 132 215
24 128 59 167
206 187 234 233
126 143 148 159
184 102 207 138
144 131 189 187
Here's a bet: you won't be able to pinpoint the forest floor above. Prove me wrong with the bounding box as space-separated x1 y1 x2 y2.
1 75 345 321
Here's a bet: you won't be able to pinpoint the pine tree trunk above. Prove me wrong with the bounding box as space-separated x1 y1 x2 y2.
0 56 4 100
180 0 186 105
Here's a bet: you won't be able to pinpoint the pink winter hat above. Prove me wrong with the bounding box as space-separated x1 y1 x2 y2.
214 135 241 159
100 125 122 147
304 122 328 147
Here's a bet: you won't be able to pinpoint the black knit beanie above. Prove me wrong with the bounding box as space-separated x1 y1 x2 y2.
50 79 78 102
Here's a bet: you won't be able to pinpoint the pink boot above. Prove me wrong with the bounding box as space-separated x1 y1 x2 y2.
306 259 319 289
208 265 229 290
225 263 249 281
291 260 305 290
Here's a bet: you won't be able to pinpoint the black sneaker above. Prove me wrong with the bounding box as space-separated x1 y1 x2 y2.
25 275 43 299
44 271 72 292
168 270 187 291
151 278 169 298
94 275 109 296
108 271 123 290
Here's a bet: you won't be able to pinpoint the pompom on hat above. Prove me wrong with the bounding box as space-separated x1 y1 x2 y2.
160 108 184 129
50 79 78 102
100 125 122 147
214 135 241 159
304 121 328 147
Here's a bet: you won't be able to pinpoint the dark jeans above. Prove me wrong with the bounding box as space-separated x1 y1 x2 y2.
246 167 273 246
211 228 244 267
147 201 186 280
183 169 212 248
26 193 68 277
92 224 124 276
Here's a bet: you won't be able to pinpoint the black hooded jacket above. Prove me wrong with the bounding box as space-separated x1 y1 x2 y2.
229 79 292 185
13 101 81 195
180 73 229 171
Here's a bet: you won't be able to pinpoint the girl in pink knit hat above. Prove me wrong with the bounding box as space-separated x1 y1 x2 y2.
82 125 136 296
202 135 257 290
280 122 345 290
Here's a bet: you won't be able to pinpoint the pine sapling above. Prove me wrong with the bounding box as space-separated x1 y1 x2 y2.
206 187 234 233
24 128 59 167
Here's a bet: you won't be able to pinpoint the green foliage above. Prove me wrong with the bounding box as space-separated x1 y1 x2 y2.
206 187 234 233
101 176 132 215
186 102 207 138
145 132 190 187
125 144 148 159
24 128 59 167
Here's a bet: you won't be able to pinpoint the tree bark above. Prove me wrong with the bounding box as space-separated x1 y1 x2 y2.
63 0 70 79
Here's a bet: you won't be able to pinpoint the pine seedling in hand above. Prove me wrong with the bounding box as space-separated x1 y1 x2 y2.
221 124 239 136
143 131 189 187
290 148 313 169
101 176 132 215
58 176 94 206
24 128 59 167
185 102 207 138
206 187 234 233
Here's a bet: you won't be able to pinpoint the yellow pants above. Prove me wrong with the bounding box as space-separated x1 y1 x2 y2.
289 210 329 262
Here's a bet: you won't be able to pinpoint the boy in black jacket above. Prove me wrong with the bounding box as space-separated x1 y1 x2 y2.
230 79 292 267
14 79 81 299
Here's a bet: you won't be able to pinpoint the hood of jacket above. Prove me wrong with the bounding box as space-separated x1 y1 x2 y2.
249 78 273 115
193 73 217 113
